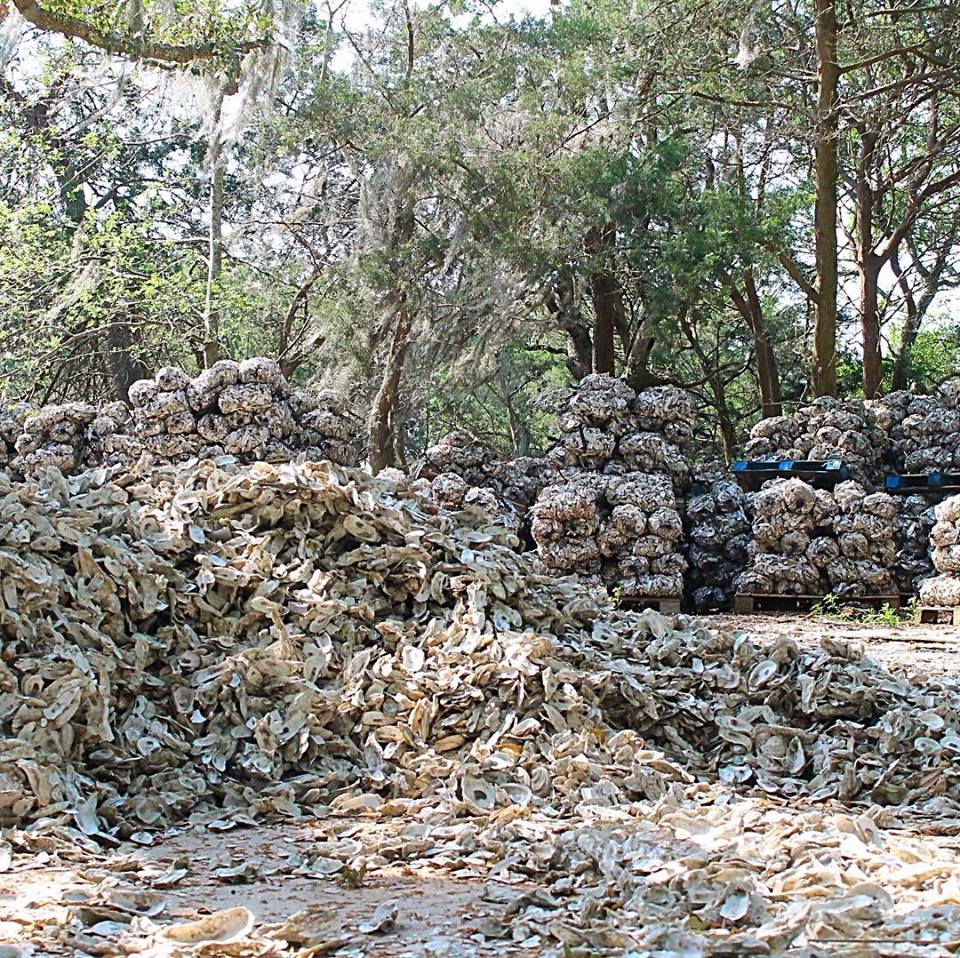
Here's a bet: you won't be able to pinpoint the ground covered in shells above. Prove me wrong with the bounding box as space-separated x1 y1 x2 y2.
3 460 960 956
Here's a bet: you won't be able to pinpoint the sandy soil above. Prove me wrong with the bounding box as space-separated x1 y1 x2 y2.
714 611 960 676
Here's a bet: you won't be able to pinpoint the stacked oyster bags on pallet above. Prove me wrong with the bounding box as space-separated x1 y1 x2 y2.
85 401 140 467
735 478 897 597
10 402 97 475
744 396 889 487
530 471 685 597
685 465 753 610
292 388 363 466
128 359 361 465
418 430 491 487
918 495 960 606
416 433 553 536
424 470 521 536
418 433 558 507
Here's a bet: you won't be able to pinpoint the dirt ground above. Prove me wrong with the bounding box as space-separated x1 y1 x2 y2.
714 610 960 676
4 611 960 957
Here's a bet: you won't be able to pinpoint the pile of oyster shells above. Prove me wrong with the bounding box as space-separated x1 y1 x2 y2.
530 471 686 596
128 358 361 465
1 456 957 839
735 477 897 596
919 494 960 605
685 465 753 609
744 396 890 488
5 456 960 956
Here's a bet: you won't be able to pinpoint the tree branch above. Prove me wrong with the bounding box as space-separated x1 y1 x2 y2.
13 0 269 78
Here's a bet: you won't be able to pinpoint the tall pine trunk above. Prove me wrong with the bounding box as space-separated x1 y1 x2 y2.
856 129 884 398
812 0 840 397
586 223 620 375
859 255 883 397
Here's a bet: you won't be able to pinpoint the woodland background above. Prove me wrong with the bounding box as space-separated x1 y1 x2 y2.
1 0 959 469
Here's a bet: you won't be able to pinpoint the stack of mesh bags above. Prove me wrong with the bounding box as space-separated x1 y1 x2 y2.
530 471 685 598
128 359 361 465
685 464 753 610
0 402 35 471
548 375 695 493
744 396 890 488
735 478 897 597
417 434 556 509
874 381 960 474
418 431 492 487
415 435 556 544
85 401 140 467
894 494 936 594
918 495 960 606
289 388 363 466
9 402 137 476
423 471 521 536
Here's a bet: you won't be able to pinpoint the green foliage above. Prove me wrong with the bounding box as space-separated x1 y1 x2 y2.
809 594 904 628
1 0 960 460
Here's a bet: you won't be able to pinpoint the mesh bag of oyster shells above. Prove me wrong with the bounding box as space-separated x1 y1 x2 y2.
685 464 753 610
735 477 896 596
744 396 890 488
128 359 361 466
874 380 960 474
550 374 695 492
531 470 686 597
918 493 960 605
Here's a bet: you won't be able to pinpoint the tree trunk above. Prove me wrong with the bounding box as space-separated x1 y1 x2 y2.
859 254 883 398
107 318 149 403
586 223 621 375
730 271 782 417
889 246 918 391
812 0 840 397
855 128 884 398
889 240 948 391
367 294 413 473
547 274 592 380
499 356 531 456
202 161 224 368
623 332 659 390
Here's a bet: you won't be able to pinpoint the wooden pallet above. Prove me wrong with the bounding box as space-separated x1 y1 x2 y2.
734 593 901 614
618 596 682 615
918 606 960 626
